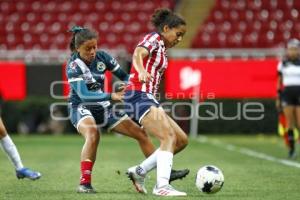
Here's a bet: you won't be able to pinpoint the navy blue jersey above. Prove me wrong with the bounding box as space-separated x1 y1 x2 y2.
66 51 121 107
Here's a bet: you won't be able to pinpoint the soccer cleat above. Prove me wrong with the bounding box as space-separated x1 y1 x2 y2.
153 184 187 196
126 166 147 194
169 169 190 183
287 130 296 159
288 149 297 159
16 168 41 180
77 184 97 193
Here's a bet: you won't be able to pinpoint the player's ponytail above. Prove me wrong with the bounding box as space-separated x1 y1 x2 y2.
68 26 98 52
69 26 84 52
151 8 186 33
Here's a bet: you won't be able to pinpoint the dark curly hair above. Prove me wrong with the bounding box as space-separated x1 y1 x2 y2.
151 8 186 33
69 26 98 52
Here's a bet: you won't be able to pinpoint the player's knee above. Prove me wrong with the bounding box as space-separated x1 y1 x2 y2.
85 129 100 144
140 132 151 143
0 130 7 138
160 127 177 145
134 131 150 144
0 126 7 137
178 132 189 148
131 127 148 141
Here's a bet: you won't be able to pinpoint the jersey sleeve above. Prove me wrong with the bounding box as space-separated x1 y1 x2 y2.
100 51 121 72
137 33 158 54
66 61 84 82
69 80 111 102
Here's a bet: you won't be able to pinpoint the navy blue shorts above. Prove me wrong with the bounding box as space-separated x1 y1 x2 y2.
124 90 160 124
69 104 128 131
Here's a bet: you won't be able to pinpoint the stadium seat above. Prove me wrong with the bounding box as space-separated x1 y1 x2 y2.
192 0 300 48
0 0 174 51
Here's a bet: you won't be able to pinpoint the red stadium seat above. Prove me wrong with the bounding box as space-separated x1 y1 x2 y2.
192 0 300 48
0 0 174 51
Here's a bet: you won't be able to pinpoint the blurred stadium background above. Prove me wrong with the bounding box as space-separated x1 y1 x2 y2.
1 0 294 134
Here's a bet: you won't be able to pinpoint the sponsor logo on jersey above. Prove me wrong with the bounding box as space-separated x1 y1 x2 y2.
68 61 78 73
69 61 78 72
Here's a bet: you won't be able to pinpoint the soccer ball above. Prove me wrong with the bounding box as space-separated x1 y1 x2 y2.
195 165 224 194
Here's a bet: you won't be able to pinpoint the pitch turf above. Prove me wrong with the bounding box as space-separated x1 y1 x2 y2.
0 134 299 200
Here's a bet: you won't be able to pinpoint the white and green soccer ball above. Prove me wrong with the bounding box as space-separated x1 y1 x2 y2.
195 165 224 194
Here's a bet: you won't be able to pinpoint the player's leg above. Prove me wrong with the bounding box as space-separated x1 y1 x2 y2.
76 116 100 193
0 118 41 180
127 106 176 194
141 107 176 152
106 111 154 194
165 115 190 182
111 118 155 157
110 116 190 185
295 91 300 142
78 117 100 162
295 106 300 129
122 113 190 184
124 91 186 195
165 115 188 154
0 118 24 170
115 114 188 155
112 119 154 194
283 105 296 158
295 106 300 144
138 107 186 196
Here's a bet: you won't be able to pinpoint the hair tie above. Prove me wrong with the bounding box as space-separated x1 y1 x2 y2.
69 25 85 33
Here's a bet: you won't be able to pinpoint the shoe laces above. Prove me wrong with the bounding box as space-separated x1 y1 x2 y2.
159 184 176 191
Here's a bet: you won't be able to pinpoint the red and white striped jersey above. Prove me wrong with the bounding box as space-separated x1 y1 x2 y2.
127 32 168 95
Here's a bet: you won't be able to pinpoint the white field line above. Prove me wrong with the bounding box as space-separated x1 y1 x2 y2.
197 137 300 169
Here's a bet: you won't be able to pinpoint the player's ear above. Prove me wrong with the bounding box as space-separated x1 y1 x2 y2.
162 25 170 33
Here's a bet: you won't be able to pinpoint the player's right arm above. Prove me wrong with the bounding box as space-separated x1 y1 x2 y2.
132 47 152 83
69 81 125 102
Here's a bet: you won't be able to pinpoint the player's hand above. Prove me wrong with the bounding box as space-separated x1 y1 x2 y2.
275 98 282 112
111 89 125 102
116 82 126 91
138 70 152 83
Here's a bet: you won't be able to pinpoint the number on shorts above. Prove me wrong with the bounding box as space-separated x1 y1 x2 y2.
78 107 91 116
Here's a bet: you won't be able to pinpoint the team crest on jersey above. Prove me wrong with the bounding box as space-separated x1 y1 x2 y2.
96 62 106 72
69 61 78 72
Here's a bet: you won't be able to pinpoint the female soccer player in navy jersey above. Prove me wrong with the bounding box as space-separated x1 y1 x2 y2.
125 9 189 196
66 26 188 193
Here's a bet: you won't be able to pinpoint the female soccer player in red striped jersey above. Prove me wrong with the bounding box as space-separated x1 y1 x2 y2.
125 8 189 196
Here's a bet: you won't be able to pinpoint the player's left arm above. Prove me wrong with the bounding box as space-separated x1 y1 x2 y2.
113 68 130 82
276 61 283 110
277 61 283 94
103 52 130 82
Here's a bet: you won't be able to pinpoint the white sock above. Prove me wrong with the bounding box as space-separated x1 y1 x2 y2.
156 150 173 188
139 149 159 175
0 135 24 170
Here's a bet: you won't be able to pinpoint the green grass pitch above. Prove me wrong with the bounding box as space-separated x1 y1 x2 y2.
0 134 299 200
